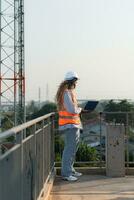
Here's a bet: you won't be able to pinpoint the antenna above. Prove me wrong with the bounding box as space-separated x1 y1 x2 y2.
46 83 49 102
38 87 41 109
0 0 25 131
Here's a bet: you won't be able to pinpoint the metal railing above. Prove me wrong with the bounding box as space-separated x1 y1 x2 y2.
0 112 55 200
55 112 134 168
1 110 134 200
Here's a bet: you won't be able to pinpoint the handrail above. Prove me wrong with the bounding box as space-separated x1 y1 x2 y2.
0 112 56 200
103 111 134 114
0 112 55 142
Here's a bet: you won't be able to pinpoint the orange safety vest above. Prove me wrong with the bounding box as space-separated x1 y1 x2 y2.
58 90 81 126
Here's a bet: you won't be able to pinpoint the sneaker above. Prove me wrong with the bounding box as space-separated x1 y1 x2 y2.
72 171 82 177
62 175 78 181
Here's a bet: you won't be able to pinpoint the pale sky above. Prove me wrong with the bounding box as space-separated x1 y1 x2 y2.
25 0 134 102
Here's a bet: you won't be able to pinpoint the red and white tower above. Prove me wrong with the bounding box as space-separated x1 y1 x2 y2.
0 0 25 130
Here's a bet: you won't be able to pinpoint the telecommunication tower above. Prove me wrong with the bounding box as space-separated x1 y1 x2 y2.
0 0 25 130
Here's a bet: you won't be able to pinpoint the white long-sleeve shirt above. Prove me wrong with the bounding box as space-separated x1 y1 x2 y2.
59 90 82 131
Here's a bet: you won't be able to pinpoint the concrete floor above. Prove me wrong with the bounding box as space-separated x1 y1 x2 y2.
49 175 134 200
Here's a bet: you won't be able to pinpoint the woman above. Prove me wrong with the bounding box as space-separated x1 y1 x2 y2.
56 71 83 181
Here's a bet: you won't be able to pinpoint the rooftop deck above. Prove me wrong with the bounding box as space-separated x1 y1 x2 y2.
1 112 134 200
50 175 134 200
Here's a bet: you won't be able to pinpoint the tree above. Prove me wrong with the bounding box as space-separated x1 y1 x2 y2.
1 113 14 131
26 100 39 117
76 142 100 162
104 100 134 125
26 102 57 120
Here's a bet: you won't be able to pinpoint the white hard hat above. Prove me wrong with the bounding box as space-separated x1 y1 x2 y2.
64 71 79 81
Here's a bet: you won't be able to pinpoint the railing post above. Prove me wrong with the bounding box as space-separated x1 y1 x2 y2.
106 124 125 177
19 130 24 200
126 112 129 168
99 112 103 167
48 117 51 173
50 115 55 170
33 123 37 200
15 130 24 200
42 119 45 183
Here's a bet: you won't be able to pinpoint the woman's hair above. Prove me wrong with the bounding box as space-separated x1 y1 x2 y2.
55 78 77 110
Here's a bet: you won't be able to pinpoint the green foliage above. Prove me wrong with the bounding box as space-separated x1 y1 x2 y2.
27 102 57 120
54 134 99 163
129 135 134 143
55 153 62 162
76 142 99 161
26 100 39 115
125 149 134 163
1 113 14 132
105 100 134 112
55 135 64 161
104 100 134 124
1 114 15 144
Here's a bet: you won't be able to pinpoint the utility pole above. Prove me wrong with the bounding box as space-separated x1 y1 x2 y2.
46 83 49 102
0 0 25 130
38 87 41 109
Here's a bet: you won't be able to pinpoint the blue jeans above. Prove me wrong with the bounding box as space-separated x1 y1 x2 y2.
61 128 80 177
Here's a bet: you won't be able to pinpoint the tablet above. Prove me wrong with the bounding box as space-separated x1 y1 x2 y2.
84 100 99 111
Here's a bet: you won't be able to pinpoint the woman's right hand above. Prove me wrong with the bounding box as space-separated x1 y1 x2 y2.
81 109 91 114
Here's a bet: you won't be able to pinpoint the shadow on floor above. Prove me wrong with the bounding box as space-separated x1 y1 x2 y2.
113 198 134 200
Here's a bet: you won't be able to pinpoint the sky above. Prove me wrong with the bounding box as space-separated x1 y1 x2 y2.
25 0 134 102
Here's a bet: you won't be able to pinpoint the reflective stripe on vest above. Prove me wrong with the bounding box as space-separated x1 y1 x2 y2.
58 111 81 126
